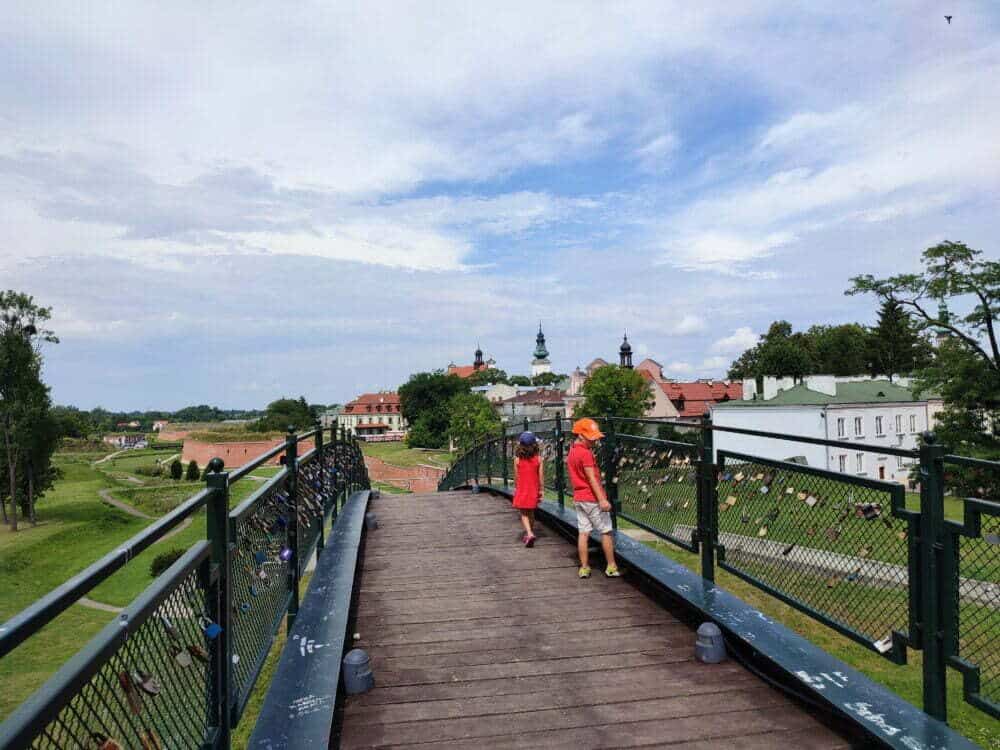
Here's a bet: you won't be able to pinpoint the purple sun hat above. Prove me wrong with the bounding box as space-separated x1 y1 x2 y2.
518 431 537 446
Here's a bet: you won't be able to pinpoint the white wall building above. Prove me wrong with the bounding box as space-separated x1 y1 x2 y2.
712 379 929 486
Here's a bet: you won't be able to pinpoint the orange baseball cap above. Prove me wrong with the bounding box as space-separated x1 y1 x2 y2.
572 418 604 440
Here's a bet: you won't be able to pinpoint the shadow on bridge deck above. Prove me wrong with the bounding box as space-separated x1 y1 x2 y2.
339 490 849 749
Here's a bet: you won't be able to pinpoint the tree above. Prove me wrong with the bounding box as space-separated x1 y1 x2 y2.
530 372 565 387
185 460 200 481
508 375 532 386
253 397 315 432
51 406 95 439
466 368 508 387
0 291 58 530
808 324 872 376
868 299 934 379
398 372 470 449
170 459 183 480
573 366 653 434
447 393 502 453
849 241 999 494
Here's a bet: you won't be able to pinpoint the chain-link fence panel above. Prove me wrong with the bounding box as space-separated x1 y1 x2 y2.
715 450 917 662
8 547 214 750
613 434 701 552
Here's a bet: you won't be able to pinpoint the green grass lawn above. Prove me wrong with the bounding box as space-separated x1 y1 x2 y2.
372 480 412 495
361 441 451 469
0 453 291 722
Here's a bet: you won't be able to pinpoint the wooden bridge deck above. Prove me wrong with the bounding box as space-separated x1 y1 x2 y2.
340 491 850 749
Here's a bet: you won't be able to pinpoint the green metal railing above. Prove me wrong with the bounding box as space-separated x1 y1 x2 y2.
439 414 999 725
0 424 369 750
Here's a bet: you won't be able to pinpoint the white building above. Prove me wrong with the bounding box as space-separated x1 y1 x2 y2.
712 378 930 486
337 392 407 440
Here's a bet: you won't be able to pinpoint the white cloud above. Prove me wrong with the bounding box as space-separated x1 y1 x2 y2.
712 327 759 354
664 361 695 375
674 314 708 335
700 356 731 372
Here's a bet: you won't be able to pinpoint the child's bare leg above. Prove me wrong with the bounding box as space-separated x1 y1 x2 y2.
601 532 617 569
527 510 535 534
519 511 533 537
578 532 589 567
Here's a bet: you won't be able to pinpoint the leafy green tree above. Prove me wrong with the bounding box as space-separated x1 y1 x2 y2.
0 291 59 529
807 324 872 375
868 299 934 379
399 372 470 448
466 368 508 387
530 372 565 387
447 393 502 453
51 406 95 439
573 366 652 434
508 375 532 386
169 459 183 480
185 460 200 481
253 396 315 432
849 241 999 495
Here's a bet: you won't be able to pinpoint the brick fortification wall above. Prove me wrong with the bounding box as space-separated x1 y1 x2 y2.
182 438 316 471
365 456 446 493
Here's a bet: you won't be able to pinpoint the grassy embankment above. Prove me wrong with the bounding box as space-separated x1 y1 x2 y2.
0 449 280 722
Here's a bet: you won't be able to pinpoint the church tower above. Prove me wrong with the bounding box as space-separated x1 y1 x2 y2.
619 332 633 369
531 324 552 377
474 343 485 371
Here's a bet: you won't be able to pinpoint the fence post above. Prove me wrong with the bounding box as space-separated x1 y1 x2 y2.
604 415 618 531
918 432 948 721
314 421 325 555
502 426 509 489
523 417 529 434
285 427 300 630
555 412 565 509
473 441 480 486
204 458 233 738
698 413 716 582
330 424 339 520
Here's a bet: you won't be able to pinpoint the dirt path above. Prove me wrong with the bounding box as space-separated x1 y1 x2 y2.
78 597 123 613
98 488 154 519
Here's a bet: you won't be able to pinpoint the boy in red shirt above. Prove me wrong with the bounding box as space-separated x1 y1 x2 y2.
567 418 620 578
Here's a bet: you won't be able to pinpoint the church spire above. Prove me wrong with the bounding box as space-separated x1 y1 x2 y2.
534 323 549 359
474 341 484 370
619 331 633 369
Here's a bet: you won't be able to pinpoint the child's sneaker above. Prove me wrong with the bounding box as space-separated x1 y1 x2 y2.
605 565 621 578
578 566 591 579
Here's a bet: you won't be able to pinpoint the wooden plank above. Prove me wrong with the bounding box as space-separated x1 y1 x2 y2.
338 491 851 750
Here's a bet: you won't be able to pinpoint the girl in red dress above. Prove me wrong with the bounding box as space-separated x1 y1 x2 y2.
512 431 544 547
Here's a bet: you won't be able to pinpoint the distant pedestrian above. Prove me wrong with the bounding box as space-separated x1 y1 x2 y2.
567 418 619 578
512 431 543 547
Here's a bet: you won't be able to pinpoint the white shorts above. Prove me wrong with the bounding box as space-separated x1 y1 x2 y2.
575 502 612 534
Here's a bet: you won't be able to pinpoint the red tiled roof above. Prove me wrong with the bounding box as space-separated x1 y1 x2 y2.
343 392 401 413
447 364 481 378
658 381 741 417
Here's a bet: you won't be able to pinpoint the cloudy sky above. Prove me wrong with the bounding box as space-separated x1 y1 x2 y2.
2 2 998 410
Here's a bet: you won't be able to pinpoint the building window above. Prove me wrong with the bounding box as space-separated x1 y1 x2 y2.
896 414 903 434
910 414 917 433
837 417 845 438
838 455 847 472
875 416 884 437
897 456 906 469
856 453 864 474
854 417 863 437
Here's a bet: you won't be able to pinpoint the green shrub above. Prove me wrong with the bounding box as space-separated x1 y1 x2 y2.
150 548 185 577
169 459 183 480
185 460 200 481
133 464 163 477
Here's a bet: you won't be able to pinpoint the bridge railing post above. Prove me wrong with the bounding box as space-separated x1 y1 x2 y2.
204 459 233 740
314 420 325 556
604 415 618 531
330 424 339 520
502 426 509 489
555 412 565 509
918 433 948 721
285 427 300 630
697 413 716 582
